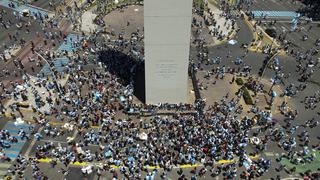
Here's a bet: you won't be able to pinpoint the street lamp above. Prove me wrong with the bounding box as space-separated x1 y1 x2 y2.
35 52 63 94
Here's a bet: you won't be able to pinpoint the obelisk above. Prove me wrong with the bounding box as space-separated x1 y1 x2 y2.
144 0 193 104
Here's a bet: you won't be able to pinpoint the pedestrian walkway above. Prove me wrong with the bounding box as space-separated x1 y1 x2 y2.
39 57 69 76
81 9 97 33
58 34 83 53
40 33 83 77
2 122 31 159
0 0 48 17
252 11 299 18
206 0 237 45
0 122 32 179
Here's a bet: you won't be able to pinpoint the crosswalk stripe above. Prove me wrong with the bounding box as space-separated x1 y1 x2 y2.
2 141 26 146
4 147 21 152
6 129 20 133
5 123 31 129
9 143 26 149
6 154 18 159
252 10 298 18
3 150 20 155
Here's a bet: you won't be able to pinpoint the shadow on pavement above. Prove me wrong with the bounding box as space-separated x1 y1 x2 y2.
98 49 145 103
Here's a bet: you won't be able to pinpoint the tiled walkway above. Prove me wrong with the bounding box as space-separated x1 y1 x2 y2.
40 34 83 77
40 57 70 76
58 34 83 53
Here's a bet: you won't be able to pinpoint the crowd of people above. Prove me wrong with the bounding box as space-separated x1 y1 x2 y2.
0 0 319 179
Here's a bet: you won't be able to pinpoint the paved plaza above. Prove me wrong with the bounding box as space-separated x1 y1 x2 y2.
0 0 319 179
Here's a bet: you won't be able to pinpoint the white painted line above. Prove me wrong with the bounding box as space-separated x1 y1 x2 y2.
265 152 275 156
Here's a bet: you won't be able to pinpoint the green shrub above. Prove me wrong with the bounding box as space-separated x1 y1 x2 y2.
235 78 244 85
16 102 30 108
241 87 253 105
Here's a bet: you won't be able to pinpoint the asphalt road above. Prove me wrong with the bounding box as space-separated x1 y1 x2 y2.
249 0 304 12
0 6 41 53
29 0 64 12
261 20 320 51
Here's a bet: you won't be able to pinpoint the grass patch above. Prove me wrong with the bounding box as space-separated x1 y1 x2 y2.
235 78 244 85
280 150 320 174
241 86 253 105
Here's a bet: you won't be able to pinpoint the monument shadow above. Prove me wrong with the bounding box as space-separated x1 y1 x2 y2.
97 49 145 103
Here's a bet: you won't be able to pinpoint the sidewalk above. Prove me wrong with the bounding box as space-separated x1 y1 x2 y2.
206 0 237 45
81 10 98 33
4 74 68 117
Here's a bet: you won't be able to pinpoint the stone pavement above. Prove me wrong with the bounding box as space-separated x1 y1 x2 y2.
81 10 98 33
206 0 237 45
197 72 289 116
4 74 68 116
104 5 144 39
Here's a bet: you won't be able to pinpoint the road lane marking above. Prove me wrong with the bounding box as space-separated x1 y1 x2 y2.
34 155 259 168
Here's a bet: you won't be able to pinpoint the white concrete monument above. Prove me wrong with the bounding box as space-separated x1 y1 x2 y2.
144 0 193 104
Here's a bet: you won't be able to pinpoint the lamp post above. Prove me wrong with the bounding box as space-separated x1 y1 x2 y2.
35 52 62 94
